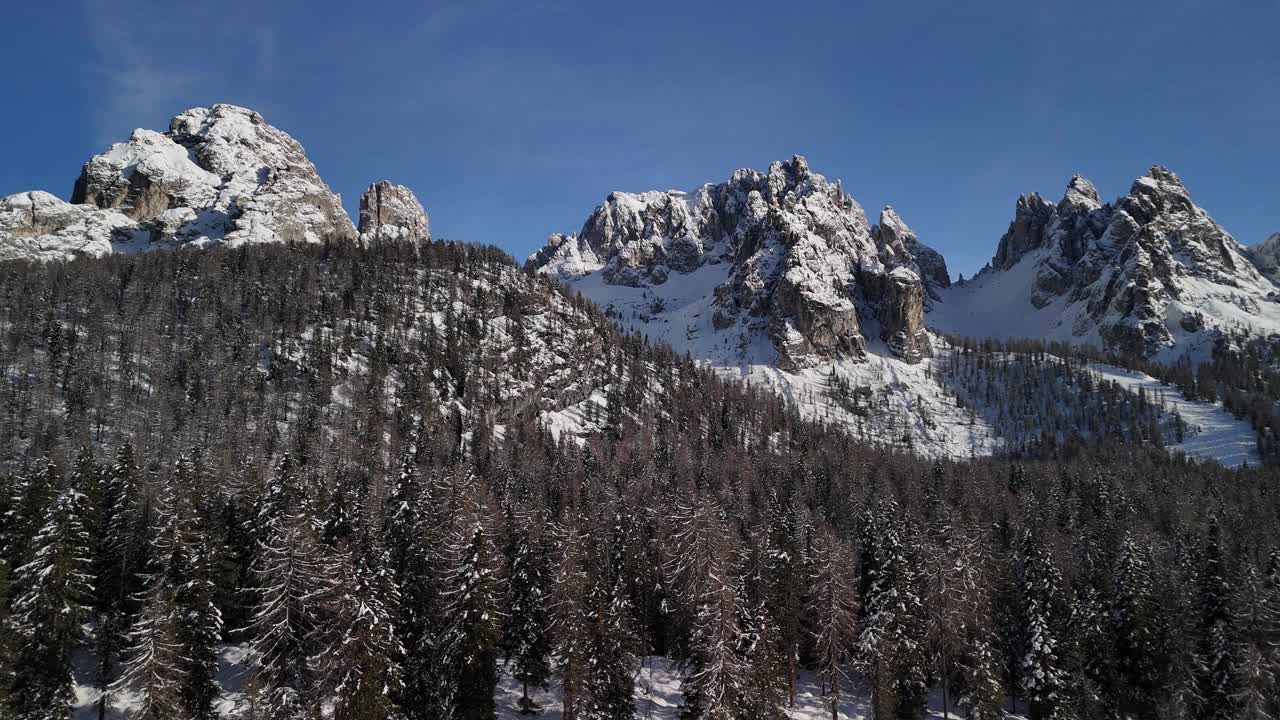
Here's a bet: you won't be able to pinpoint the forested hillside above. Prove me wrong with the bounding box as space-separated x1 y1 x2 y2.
1 241 1278 720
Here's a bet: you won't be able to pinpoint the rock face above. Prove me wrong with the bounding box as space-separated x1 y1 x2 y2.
358 181 430 243
872 206 950 307
528 156 946 369
2 104 356 261
1247 232 1280 285
0 191 147 262
935 166 1280 358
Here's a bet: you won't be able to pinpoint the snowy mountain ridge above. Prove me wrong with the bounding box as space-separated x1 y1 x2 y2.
931 166 1280 362
528 155 946 370
0 104 429 262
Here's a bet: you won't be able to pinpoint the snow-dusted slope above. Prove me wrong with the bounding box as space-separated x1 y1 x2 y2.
1 104 356 262
530 158 989 457
1087 363 1260 466
0 191 150 262
932 168 1280 362
552 255 996 458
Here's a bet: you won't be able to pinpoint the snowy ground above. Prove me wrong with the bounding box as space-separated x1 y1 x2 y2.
76 649 1028 719
1087 363 1261 466
562 266 999 459
497 656 1022 720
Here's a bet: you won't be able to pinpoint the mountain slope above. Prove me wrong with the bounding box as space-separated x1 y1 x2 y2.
931 167 1280 362
528 157 1002 457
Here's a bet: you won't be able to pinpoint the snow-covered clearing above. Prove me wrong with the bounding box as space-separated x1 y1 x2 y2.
1087 363 1260 466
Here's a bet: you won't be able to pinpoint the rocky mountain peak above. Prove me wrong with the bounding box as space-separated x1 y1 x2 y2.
939 165 1276 358
1247 232 1280 285
3 104 356 262
530 157 946 369
872 206 950 306
1061 175 1102 214
359 181 430 243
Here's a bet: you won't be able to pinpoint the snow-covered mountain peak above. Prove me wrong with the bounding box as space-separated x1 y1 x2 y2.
871 206 950 307
1247 232 1280 285
1061 174 1102 214
529 156 943 369
933 166 1280 359
2 104 358 262
358 181 430 243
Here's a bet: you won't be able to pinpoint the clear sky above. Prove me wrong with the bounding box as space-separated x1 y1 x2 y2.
2 0 1276 277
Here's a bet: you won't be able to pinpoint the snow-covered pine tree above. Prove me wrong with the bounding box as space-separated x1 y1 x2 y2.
437 519 503 720
763 493 810 706
1234 559 1280 720
923 521 996 720
112 485 186 720
170 452 225 720
244 458 329 720
856 502 928 720
500 511 552 714
1109 534 1161 716
315 539 405 720
91 440 146 713
1193 516 1241 720
5 475 95 720
321 466 365 550
581 572 636 720
1016 530 1069 720
810 529 857 720
733 573 787 720
671 500 746 720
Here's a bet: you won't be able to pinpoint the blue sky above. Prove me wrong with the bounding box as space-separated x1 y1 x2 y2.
2 0 1277 277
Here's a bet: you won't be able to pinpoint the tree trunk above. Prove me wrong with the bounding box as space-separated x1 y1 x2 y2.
830 672 838 720
940 652 950 720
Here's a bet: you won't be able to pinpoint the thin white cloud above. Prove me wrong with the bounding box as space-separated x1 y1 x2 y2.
82 0 285 146
82 0 207 145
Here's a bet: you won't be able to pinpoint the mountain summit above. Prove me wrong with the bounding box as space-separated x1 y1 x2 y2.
0 104 358 261
932 166 1280 359
528 155 946 369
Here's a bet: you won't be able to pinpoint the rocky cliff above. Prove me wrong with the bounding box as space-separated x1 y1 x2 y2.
358 181 430 243
1 104 356 261
933 167 1280 358
529 156 945 369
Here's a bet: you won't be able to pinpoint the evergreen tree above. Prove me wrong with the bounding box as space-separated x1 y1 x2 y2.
316 540 405 720
438 520 503 720
1109 534 1161 717
1016 531 1068 720
501 514 552 714
1194 517 1241 720
734 578 787 720
672 502 745 720
245 466 328 720
856 503 928 720
170 453 225 720
112 487 187 720
5 477 95 720
91 440 146 719
1235 549 1280 719
810 529 857 720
